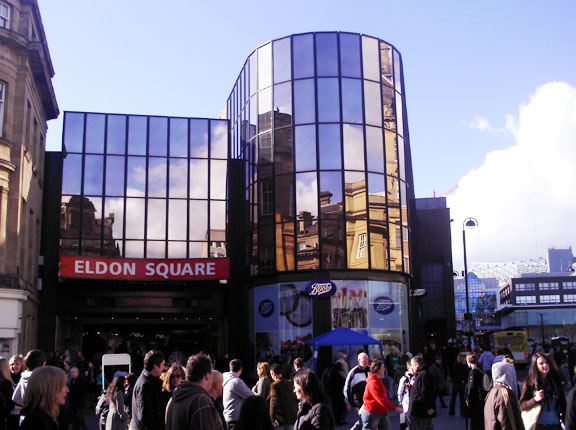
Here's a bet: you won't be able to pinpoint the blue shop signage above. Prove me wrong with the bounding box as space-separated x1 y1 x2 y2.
305 280 337 298
373 296 394 315
258 299 275 318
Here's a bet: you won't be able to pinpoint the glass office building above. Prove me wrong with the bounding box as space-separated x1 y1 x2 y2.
41 32 415 363
225 32 415 364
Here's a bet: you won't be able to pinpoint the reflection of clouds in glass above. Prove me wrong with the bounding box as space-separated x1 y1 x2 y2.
147 199 166 240
211 120 228 158
105 197 124 239
169 159 187 198
189 200 207 240
148 158 167 197
343 124 365 170
296 173 318 218
189 159 208 198
168 200 187 240
125 198 145 239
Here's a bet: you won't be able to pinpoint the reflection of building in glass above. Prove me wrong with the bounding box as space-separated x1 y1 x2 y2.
0 0 58 355
60 196 119 257
454 274 500 331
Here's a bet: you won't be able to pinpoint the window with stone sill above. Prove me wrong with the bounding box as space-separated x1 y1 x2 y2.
0 3 9 29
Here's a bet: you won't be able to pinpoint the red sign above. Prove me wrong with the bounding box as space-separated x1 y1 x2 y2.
116 298 172 307
59 257 229 280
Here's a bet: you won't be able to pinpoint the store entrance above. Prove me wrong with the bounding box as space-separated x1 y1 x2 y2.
81 320 220 367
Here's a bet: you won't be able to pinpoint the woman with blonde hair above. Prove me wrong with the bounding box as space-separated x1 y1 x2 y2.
161 364 185 405
252 362 272 399
0 357 15 430
21 366 69 430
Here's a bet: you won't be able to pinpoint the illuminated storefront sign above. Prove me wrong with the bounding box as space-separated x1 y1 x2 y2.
305 280 337 298
59 257 229 280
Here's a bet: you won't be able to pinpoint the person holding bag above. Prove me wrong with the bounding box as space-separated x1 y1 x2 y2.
520 352 565 430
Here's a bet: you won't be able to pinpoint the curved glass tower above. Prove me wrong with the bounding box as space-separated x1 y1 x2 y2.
226 32 415 361
227 32 413 275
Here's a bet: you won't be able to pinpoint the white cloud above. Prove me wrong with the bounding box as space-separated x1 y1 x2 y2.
462 114 512 137
448 82 576 270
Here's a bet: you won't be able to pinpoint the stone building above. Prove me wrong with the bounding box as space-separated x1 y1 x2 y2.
0 0 58 355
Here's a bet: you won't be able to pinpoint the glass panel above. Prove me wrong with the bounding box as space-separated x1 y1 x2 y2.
249 96 257 140
366 126 384 173
249 53 257 97
389 223 402 271
169 118 188 157
364 81 382 127
85 114 105 153
84 155 104 195
342 78 363 124
368 173 386 222
347 220 368 269
125 241 144 258
273 37 291 84
276 222 295 271
317 78 340 123
387 176 400 217
189 200 207 240
343 124 365 171
382 85 396 132
147 199 166 240
318 124 341 170
168 242 187 258
295 125 316 172
148 157 167 198
320 219 345 269
104 197 124 242
296 213 319 270
400 180 408 225
296 172 318 219
189 159 208 198
188 241 205 258
168 158 188 198
211 200 226 231
385 130 398 177
274 128 293 175
210 160 227 199
293 34 314 79
128 116 147 155
105 156 125 196
398 136 405 181
125 198 145 239
258 43 272 90
258 86 272 132
107 115 126 155
211 120 228 159
316 33 338 76
80 196 101 248
258 132 273 172
294 79 316 125
190 119 209 158
275 173 294 221
380 42 394 87
146 241 165 258
149 117 167 156
319 171 343 218
64 112 84 153
62 154 82 194
370 222 388 269
126 157 146 197
339 33 361 78
258 224 275 273
393 50 402 93
273 82 292 127
362 36 380 82
345 171 366 216
396 93 404 137
168 200 187 240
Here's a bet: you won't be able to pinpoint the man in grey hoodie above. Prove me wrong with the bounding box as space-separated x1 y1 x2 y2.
165 353 223 430
222 359 254 430
484 361 524 430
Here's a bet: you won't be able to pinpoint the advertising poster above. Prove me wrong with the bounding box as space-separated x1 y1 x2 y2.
254 285 280 360
368 280 406 356
279 282 314 365
330 280 368 329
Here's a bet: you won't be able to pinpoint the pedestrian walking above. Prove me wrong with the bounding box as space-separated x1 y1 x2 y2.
223 359 254 430
360 360 403 430
105 376 127 430
343 352 370 430
407 356 436 430
131 350 165 430
293 368 335 430
484 361 524 430
252 362 272 400
465 353 488 430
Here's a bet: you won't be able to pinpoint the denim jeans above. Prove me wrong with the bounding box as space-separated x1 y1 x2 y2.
360 410 390 430
409 415 434 430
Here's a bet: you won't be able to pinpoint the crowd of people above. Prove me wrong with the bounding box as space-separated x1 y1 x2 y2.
1 343 576 430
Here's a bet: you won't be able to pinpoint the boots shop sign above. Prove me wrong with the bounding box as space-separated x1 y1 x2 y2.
59 257 230 280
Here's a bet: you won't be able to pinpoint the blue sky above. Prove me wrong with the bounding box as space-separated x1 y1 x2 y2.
38 1 576 268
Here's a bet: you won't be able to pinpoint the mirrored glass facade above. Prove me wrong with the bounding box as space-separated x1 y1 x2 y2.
61 112 228 259
227 32 412 275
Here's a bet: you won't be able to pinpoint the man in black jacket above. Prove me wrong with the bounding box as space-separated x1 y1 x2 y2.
132 350 165 430
408 356 436 430
343 352 370 430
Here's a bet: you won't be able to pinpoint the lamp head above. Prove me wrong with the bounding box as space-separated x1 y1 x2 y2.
463 217 478 229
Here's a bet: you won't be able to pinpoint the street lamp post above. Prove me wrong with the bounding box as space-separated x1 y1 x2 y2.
462 217 478 349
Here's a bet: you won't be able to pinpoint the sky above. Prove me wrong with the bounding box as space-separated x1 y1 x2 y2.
37 1 576 271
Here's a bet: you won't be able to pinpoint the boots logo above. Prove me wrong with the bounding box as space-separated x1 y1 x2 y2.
258 299 275 318
373 296 394 315
305 280 337 298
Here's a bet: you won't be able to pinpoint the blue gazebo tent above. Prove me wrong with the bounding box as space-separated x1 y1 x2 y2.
305 327 384 370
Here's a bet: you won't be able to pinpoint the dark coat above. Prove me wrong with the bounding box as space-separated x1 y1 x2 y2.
269 379 297 426
165 381 223 430
408 368 436 418
131 370 165 430
465 367 487 414
20 408 59 430
520 376 566 424
294 402 335 430
566 386 576 430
